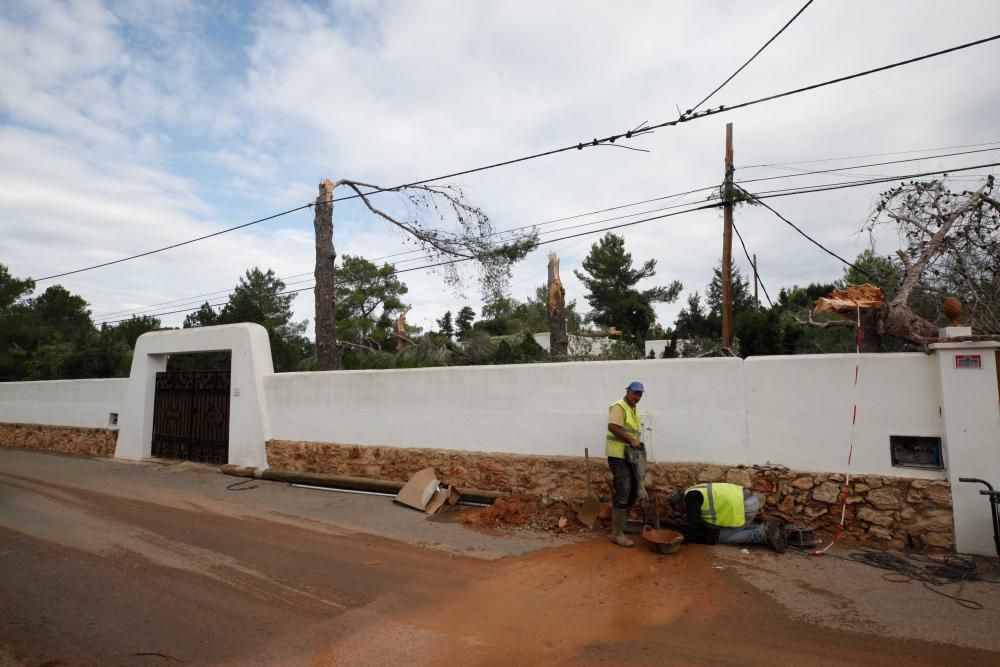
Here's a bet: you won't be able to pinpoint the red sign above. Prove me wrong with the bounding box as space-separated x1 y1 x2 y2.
955 354 982 369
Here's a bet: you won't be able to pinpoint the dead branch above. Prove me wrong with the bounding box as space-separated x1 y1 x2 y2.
794 311 856 328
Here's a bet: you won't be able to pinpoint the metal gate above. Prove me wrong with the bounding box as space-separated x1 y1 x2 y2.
151 370 230 464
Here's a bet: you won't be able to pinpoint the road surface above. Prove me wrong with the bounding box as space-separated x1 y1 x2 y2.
1 448 999 666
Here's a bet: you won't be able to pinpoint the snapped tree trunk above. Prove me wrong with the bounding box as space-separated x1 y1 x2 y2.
314 179 341 370
547 252 568 358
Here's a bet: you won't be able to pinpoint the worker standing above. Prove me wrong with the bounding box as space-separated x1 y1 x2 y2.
606 381 645 547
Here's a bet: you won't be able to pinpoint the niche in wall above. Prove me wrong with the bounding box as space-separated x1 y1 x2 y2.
889 435 944 470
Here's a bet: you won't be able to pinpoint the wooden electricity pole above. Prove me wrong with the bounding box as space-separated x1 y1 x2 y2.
722 123 734 349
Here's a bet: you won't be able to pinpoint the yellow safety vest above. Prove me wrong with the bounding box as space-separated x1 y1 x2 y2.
606 398 642 459
685 482 746 528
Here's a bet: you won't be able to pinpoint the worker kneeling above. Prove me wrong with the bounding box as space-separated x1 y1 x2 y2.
668 483 786 553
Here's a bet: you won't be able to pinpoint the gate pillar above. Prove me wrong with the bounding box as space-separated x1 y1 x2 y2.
931 340 1000 556
115 323 274 469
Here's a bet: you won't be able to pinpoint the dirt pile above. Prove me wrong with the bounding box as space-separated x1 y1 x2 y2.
464 494 597 533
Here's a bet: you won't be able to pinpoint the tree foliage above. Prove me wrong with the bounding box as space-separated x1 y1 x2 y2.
334 255 408 351
473 286 581 338
859 176 1000 342
0 264 164 379
182 267 312 372
575 233 682 343
455 306 476 341
313 178 538 370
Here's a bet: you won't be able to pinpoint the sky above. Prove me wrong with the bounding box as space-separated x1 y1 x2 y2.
2 0 999 337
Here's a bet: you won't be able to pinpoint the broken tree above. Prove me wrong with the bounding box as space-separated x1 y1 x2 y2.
547 252 568 358
312 179 538 371
807 176 1000 350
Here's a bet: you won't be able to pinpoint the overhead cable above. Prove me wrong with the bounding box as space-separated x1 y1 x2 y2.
730 221 774 308
96 160 1000 326
686 0 815 115
102 144 1000 319
37 32 1000 283
740 139 1000 170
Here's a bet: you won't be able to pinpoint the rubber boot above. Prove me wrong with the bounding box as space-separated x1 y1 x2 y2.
611 508 634 548
764 521 786 554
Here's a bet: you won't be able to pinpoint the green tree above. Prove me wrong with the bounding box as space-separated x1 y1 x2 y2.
24 285 101 379
0 264 37 380
334 255 408 349
112 315 163 349
673 292 713 339
182 268 312 372
706 261 754 324
574 233 682 344
436 310 454 341
733 309 790 357
183 302 219 328
455 306 476 341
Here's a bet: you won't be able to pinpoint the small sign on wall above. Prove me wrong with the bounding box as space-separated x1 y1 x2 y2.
232 387 241 397
955 354 982 369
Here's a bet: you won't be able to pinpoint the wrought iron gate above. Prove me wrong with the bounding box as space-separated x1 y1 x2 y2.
151 370 230 464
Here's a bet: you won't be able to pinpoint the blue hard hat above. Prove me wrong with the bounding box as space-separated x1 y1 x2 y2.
627 381 644 393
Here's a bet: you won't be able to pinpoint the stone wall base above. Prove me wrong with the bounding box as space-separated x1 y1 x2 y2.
0 422 118 458
268 439 956 551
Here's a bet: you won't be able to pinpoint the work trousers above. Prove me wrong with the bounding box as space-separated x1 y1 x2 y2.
717 493 767 545
608 456 637 509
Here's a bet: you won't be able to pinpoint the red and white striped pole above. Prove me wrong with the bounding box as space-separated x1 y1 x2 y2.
825 303 862 551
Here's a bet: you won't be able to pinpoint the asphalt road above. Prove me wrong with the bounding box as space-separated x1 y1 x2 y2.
2 447 999 666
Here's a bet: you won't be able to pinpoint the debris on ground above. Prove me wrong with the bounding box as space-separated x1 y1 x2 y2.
395 467 460 514
463 494 595 533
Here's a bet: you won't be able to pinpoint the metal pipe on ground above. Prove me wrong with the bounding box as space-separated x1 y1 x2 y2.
290 483 490 507
221 465 504 505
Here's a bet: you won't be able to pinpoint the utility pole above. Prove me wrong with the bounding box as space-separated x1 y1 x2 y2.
753 253 759 311
722 123 734 349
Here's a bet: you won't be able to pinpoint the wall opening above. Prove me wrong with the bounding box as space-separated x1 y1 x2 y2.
890 435 944 470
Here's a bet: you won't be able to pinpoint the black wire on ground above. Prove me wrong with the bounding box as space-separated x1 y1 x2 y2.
788 544 1000 610
226 478 258 491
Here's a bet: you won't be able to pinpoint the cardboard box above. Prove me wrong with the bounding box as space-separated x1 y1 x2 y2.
425 484 461 514
394 467 440 510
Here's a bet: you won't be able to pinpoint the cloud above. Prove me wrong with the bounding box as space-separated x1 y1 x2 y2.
2 0 999 341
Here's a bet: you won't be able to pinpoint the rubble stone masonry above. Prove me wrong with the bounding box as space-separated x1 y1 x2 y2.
0 422 117 458
268 439 956 551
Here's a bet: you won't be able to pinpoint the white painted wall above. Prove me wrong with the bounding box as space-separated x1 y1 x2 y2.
9 339 1000 554
266 354 947 479
745 353 945 479
266 358 746 462
0 379 126 429
931 342 1000 557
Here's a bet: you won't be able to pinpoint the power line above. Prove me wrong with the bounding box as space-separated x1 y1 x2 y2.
96 160 1000 325
737 146 1000 186
37 32 1000 284
687 0 815 115
98 141 1000 310
740 140 1000 170
731 221 774 308
96 192 713 321
95 201 724 326
752 197 870 279
651 33 1000 128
